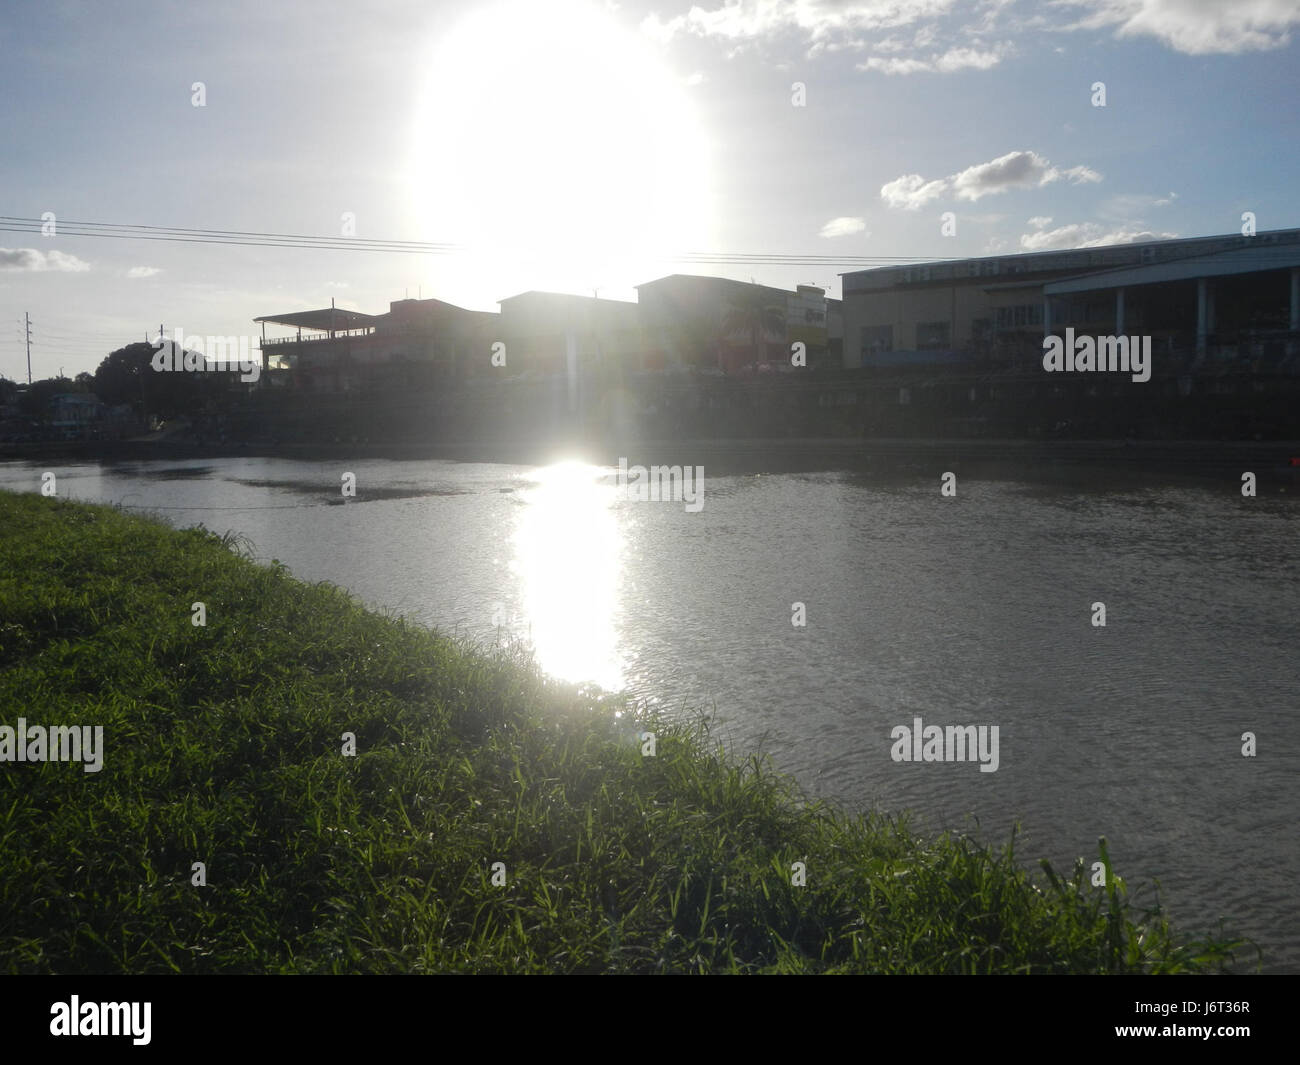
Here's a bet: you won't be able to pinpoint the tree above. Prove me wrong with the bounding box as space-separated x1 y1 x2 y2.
17 377 74 419
93 343 154 409
722 288 787 373
94 341 216 418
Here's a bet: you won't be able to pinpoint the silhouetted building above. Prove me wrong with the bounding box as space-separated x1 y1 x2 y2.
636 274 838 373
255 299 497 393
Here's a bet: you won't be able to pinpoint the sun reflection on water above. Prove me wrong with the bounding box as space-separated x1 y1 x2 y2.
511 461 623 691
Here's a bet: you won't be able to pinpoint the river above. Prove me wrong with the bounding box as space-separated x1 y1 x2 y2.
3 452 1296 971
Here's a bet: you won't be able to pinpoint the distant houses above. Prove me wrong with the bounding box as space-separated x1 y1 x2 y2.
233 231 1300 442
255 300 498 394
6 231 1296 450
253 275 844 394
635 274 841 374
255 229 1300 398
0 391 139 442
49 393 104 437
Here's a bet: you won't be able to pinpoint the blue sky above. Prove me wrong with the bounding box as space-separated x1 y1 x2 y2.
2 0 1298 381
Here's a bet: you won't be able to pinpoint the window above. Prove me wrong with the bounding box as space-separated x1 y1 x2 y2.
916 321 950 350
995 305 1041 330
860 325 893 360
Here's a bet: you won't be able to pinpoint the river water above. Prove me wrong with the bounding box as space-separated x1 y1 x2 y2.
3 453 1296 971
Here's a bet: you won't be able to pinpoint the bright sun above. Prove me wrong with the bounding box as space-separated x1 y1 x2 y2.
408 0 713 297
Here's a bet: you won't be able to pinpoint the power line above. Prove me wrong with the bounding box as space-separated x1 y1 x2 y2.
2 216 1296 272
0 215 937 267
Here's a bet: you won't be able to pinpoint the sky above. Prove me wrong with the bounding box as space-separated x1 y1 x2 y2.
2 0 1299 381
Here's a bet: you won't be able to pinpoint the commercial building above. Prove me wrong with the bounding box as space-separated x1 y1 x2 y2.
840 229 1300 375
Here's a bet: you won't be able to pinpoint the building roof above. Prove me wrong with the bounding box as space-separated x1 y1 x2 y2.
1043 241 1300 294
840 228 1300 286
389 297 496 316
497 290 637 308
635 273 794 298
253 308 381 330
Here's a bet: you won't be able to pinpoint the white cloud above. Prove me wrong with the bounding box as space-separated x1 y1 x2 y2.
1095 190 1180 220
934 44 1008 70
1027 215 1053 228
642 1 960 47
856 40 1013 72
872 35 910 52
858 55 934 74
127 266 160 279
880 173 951 210
1046 164 1104 185
881 150 1103 209
683 70 707 85
0 248 91 272
819 215 868 237
643 1 1021 70
1017 222 1178 250
644 0 1297 67
1061 0 1300 55
953 151 1101 200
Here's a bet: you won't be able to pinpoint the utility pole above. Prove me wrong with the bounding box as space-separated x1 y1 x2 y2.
25 312 32 384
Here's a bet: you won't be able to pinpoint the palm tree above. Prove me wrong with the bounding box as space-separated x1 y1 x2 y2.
721 288 786 372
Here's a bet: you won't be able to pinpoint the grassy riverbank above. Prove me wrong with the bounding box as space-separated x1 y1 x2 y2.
0 492 1246 973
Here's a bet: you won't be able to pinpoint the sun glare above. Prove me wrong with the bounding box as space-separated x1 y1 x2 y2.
511 461 624 691
408 0 713 296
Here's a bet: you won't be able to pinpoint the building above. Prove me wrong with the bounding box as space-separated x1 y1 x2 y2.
635 274 839 373
49 393 105 439
496 291 644 379
255 298 498 393
840 228 1300 374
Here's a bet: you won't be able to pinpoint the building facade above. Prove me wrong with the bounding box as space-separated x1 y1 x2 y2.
636 274 839 373
256 299 498 393
840 229 1300 374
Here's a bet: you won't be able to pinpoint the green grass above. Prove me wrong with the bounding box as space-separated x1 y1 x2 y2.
0 492 1249 973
